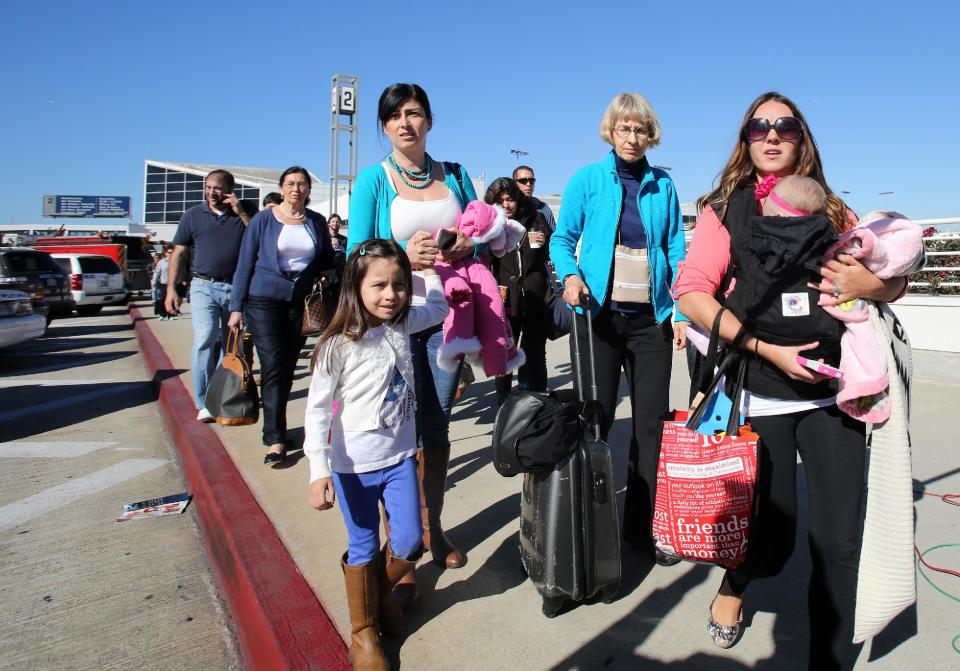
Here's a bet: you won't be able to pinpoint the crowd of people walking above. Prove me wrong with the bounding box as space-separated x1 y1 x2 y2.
162 82 922 671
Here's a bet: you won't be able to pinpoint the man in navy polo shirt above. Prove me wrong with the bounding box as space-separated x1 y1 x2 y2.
165 169 253 421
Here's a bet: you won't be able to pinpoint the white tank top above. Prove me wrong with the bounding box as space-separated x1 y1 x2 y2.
385 163 462 241
384 163 463 303
276 221 315 272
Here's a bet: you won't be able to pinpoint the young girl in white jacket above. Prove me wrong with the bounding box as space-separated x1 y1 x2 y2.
304 238 448 671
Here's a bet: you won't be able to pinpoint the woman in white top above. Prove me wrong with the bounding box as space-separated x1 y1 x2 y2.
347 84 479 601
229 166 335 464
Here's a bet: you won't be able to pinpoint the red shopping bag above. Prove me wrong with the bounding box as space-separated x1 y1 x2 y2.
652 345 759 570
652 410 758 569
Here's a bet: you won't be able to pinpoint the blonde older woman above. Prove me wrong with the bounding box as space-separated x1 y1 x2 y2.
550 93 688 563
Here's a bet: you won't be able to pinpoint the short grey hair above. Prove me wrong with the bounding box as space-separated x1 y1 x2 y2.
599 93 661 147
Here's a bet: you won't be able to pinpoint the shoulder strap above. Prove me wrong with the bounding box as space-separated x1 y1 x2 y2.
713 185 756 301
443 161 465 194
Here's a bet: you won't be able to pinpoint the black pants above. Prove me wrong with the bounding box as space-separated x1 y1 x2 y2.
570 307 673 555
154 283 169 317
244 296 306 446
495 304 548 399
729 407 866 670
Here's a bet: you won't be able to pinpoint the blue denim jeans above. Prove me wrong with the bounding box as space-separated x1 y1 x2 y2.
410 325 461 452
189 278 232 410
333 457 422 565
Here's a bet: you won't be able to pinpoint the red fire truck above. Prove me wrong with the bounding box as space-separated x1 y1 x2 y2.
30 235 153 294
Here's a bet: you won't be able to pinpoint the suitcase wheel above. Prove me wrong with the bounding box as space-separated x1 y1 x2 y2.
541 595 567 618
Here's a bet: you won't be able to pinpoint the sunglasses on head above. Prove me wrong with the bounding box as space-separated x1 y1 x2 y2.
515 177 536 186
743 116 803 143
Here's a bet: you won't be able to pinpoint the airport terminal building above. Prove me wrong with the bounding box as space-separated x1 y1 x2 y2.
143 160 350 241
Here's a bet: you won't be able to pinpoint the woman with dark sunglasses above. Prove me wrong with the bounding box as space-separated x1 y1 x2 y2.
484 177 551 403
674 92 916 668
550 92 689 562
347 83 479 608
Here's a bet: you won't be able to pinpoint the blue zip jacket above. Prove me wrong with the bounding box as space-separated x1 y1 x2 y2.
230 210 334 312
347 161 478 253
550 152 688 323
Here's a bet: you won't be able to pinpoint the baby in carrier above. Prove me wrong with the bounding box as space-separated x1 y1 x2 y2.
762 177 924 422
723 176 841 398
761 174 827 219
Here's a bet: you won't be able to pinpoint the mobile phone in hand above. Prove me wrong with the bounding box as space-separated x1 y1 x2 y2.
796 356 842 379
436 229 457 251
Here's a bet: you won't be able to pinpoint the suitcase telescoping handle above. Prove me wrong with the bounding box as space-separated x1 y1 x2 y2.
570 293 601 441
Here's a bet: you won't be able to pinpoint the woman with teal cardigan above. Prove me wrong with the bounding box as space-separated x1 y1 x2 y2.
347 83 478 608
550 92 688 564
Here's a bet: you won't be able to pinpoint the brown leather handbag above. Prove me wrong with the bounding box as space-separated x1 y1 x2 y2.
204 330 259 426
301 283 327 336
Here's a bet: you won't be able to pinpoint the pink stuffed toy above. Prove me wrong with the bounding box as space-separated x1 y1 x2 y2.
823 211 924 423
434 201 527 377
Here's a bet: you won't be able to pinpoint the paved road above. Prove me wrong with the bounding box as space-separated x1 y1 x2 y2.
0 306 238 671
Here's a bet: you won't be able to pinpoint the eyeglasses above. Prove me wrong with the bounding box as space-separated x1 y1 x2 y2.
613 126 648 140
515 177 536 186
743 116 803 143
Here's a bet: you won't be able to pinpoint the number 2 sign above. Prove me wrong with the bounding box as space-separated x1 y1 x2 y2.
332 86 356 115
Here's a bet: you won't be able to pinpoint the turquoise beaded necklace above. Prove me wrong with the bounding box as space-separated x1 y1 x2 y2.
387 153 434 190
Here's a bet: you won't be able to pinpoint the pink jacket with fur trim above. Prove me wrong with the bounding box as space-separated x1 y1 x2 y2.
434 201 527 377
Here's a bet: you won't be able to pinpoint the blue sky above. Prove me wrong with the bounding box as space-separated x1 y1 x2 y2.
2 1 958 225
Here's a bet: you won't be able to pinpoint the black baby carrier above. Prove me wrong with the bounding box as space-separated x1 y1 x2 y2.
717 186 842 398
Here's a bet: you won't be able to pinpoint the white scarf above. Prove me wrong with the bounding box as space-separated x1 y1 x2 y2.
853 302 916 643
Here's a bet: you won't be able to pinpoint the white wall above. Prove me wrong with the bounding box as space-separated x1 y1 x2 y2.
891 295 960 352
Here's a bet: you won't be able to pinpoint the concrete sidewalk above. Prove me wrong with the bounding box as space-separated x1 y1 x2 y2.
135 300 960 670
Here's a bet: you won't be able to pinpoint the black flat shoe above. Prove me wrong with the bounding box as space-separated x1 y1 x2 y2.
263 447 286 465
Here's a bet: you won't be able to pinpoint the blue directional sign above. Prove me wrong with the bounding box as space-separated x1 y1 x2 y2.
43 195 131 218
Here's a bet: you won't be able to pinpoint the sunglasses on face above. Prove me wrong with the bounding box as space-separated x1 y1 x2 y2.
515 177 535 186
743 116 803 143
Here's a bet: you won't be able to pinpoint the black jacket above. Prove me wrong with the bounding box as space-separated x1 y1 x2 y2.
492 208 551 317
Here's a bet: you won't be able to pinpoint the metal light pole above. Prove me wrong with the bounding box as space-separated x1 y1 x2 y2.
510 149 529 162
879 191 894 209
330 74 359 217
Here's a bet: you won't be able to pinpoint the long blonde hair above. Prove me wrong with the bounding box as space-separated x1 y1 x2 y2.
698 92 851 233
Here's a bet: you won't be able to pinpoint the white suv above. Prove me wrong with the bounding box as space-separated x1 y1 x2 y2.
51 254 127 316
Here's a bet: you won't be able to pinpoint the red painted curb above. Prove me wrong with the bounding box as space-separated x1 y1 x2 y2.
128 304 350 671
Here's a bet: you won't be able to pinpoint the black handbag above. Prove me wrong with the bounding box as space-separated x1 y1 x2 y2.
491 299 602 476
204 330 260 426
545 263 571 341
491 389 588 476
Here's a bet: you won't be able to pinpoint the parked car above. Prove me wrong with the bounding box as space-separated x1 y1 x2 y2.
51 253 127 316
0 247 74 322
0 289 46 348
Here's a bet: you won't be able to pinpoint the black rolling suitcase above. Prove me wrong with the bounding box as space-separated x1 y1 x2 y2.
519 299 621 617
